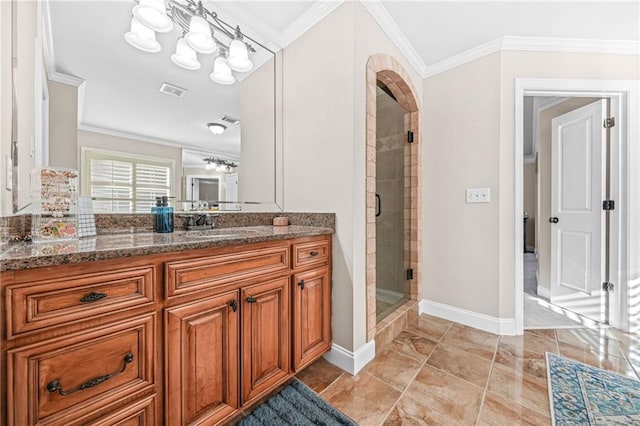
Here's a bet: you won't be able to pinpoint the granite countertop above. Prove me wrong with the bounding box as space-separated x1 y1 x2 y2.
0 225 333 272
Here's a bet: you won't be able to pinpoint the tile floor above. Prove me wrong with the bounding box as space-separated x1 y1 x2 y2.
296 314 640 425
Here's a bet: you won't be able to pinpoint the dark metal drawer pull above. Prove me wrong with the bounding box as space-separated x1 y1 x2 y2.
246 296 257 303
229 299 238 312
309 251 319 257
298 280 305 289
46 352 134 396
80 292 108 303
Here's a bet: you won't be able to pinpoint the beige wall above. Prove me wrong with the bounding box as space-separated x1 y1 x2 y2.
0 1 11 214
48 80 77 169
535 97 601 291
423 52 502 317
283 2 423 351
78 130 183 200
239 56 276 209
499 51 639 319
523 162 536 249
423 50 639 322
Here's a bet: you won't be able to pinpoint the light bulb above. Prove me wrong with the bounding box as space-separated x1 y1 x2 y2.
186 15 216 54
171 38 200 70
133 0 173 33
209 56 235 85
124 17 161 53
227 38 253 72
204 162 214 170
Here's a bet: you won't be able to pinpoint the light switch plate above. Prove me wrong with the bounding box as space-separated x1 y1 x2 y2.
466 187 490 203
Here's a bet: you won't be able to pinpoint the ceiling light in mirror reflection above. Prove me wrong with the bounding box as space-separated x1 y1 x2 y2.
125 0 254 85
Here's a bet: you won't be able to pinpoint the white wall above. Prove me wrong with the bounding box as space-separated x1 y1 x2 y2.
283 2 423 351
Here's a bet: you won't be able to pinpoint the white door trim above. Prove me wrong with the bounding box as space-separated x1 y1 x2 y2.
514 78 639 334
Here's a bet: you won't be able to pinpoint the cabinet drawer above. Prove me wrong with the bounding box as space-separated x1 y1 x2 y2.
7 266 155 338
91 395 156 426
292 240 330 269
165 245 289 298
7 314 155 426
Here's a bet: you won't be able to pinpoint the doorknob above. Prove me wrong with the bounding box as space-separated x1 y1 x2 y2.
375 194 381 217
549 217 559 223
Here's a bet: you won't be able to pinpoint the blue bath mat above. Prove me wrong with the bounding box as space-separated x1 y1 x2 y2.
239 380 356 425
546 352 640 425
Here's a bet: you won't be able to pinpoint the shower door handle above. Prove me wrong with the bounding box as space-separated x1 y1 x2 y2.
375 194 381 217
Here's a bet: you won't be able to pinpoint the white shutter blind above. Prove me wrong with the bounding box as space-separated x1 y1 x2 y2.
84 150 173 213
135 163 170 212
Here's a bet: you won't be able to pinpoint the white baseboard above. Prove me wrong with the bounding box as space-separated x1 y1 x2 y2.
323 340 376 375
419 299 516 335
537 285 551 299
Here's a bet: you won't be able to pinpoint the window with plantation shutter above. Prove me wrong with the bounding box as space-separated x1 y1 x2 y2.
83 149 173 213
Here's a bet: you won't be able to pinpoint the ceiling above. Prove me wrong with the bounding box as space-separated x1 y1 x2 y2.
47 1 639 158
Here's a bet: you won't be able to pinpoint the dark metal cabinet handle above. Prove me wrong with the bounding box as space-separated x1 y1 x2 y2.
229 299 238 312
246 296 257 304
80 292 108 303
375 194 381 217
46 352 134 396
309 251 319 257
549 217 559 223
298 280 305 290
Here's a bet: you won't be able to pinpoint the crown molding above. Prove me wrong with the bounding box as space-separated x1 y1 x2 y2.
360 0 428 77
501 36 640 55
48 71 84 87
424 36 640 78
279 1 345 48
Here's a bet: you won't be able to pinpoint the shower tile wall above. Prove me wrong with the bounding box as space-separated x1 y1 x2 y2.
376 90 407 299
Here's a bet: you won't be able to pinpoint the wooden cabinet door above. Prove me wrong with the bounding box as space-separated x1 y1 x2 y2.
292 267 332 371
165 291 240 426
241 277 290 404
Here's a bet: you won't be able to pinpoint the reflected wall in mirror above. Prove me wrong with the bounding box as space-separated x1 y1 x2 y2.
2 0 281 216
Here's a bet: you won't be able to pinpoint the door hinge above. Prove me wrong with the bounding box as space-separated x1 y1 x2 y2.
406 268 414 280
602 282 614 292
602 200 615 211
407 131 414 143
604 117 616 128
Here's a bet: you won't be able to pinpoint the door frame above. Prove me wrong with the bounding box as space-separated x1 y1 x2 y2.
514 78 639 334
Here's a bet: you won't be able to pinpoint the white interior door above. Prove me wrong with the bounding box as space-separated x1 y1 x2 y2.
550 100 607 323
225 173 239 211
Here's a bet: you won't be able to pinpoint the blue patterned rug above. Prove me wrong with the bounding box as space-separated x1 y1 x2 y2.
239 380 356 425
546 352 640 425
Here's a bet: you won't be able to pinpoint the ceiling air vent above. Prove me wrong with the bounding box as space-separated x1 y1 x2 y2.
221 115 240 125
159 82 187 98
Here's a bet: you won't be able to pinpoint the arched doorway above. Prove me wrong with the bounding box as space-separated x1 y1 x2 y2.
365 54 422 346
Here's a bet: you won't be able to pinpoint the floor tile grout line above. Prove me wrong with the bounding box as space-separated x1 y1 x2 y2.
474 334 500 426
378 353 430 425
317 372 345 397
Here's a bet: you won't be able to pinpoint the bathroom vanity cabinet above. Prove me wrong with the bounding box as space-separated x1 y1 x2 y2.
0 234 332 425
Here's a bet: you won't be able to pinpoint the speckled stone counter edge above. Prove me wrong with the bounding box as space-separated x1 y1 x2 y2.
1 212 335 238
1 225 334 272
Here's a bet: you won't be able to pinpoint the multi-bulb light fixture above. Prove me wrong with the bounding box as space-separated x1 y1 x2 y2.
204 157 238 172
125 0 255 85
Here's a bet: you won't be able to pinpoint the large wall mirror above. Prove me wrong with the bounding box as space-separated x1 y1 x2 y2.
3 0 282 216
